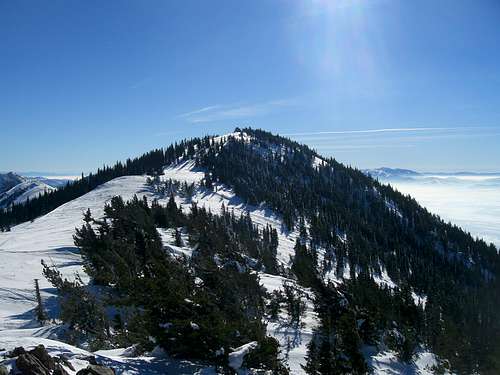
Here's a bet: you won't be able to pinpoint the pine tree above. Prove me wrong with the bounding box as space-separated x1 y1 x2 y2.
83 208 92 224
34 279 47 325
175 228 183 247
303 336 321 375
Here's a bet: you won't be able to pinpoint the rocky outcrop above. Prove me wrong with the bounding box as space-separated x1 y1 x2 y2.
16 353 50 375
76 364 115 375
8 346 27 358
53 364 70 375
30 345 56 371
4 345 115 375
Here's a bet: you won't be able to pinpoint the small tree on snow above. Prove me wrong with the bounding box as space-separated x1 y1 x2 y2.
175 228 183 247
34 279 48 324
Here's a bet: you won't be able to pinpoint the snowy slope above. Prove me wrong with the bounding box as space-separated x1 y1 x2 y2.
161 158 446 375
0 136 449 374
162 160 300 267
0 330 216 375
0 179 54 209
0 176 151 330
0 172 24 193
259 273 318 374
160 161 314 373
0 175 221 374
0 172 73 209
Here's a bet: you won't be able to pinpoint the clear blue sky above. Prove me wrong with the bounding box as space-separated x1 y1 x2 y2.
1 0 500 173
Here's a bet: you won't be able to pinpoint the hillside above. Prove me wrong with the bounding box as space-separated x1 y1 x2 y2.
0 129 498 374
0 172 71 210
0 172 24 193
363 168 500 247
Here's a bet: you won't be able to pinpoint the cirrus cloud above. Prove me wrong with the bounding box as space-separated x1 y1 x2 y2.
177 99 297 123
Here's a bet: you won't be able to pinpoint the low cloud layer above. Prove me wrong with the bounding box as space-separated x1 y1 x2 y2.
377 173 500 247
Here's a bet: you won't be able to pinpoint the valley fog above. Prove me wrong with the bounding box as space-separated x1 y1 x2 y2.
385 174 500 247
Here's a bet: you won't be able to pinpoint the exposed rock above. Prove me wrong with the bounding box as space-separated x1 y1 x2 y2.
8 346 26 358
29 345 55 370
76 364 115 375
53 364 70 375
16 353 50 375
56 355 75 371
78 355 98 365
0 365 9 375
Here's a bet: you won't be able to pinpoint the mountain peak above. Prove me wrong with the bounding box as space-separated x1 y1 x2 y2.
363 167 420 180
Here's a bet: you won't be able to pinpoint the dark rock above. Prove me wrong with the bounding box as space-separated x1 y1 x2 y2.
15 353 50 375
0 365 9 375
79 356 98 365
76 364 115 375
29 345 55 370
53 364 70 375
8 346 26 358
56 355 75 371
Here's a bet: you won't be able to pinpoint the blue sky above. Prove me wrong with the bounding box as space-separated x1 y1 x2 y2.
1 0 500 173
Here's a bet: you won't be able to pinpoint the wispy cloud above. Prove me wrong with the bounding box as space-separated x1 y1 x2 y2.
283 127 467 137
315 144 416 151
177 105 224 119
284 126 499 153
129 76 154 89
177 99 297 123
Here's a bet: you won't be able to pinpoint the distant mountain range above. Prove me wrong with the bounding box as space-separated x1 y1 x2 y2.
362 167 420 180
363 167 500 182
0 172 70 209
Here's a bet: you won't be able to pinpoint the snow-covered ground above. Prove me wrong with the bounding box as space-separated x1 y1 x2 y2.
162 160 300 267
0 172 74 209
162 159 446 374
0 329 216 374
161 160 315 373
0 179 55 209
365 346 445 375
0 153 449 374
0 175 220 373
0 176 151 330
259 273 318 374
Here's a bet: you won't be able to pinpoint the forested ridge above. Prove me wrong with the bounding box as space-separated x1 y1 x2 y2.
0 138 206 229
8 128 499 373
195 128 500 374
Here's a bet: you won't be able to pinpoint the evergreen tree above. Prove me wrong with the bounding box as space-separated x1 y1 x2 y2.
34 279 47 325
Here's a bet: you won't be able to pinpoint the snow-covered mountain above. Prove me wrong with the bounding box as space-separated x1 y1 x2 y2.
1 130 497 374
0 173 70 209
363 167 421 180
0 172 25 193
0 161 442 375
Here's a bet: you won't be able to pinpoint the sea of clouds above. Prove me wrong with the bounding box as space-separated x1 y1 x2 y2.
373 172 500 248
